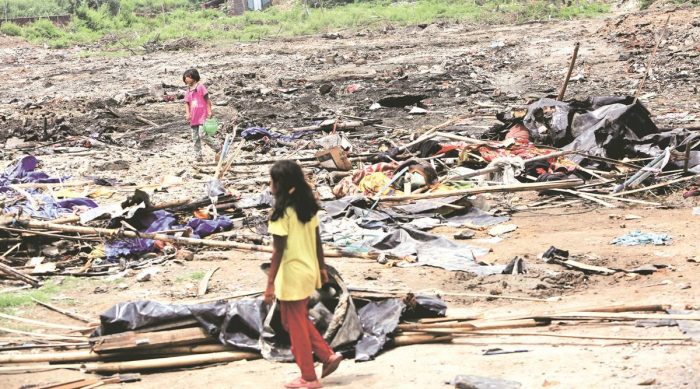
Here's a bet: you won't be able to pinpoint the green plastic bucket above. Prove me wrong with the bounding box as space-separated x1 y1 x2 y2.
202 118 219 135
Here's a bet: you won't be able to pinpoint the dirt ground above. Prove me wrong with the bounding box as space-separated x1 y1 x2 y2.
1 4 700 389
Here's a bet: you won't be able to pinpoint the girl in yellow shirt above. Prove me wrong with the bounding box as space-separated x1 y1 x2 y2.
264 160 343 388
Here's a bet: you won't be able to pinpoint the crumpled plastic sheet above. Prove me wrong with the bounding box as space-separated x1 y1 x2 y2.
5 194 98 220
236 190 273 209
0 155 64 192
355 298 405 362
610 230 671 246
240 127 313 142
92 291 447 363
668 309 700 342
370 227 500 275
93 268 373 360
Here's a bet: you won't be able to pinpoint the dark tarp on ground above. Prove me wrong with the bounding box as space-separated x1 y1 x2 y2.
92 270 447 362
92 268 444 361
491 96 700 172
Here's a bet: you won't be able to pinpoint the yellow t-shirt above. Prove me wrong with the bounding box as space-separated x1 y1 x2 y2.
268 207 321 301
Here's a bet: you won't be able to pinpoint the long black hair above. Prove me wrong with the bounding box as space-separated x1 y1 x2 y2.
182 68 200 83
269 160 319 223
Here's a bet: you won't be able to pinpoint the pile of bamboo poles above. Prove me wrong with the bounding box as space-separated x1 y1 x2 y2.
1 302 695 378
393 303 696 343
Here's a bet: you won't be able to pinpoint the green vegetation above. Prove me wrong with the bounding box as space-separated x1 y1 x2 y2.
2 0 611 49
176 270 205 282
0 277 82 312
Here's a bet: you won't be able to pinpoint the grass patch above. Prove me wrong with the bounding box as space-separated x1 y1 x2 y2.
4 0 612 49
0 277 83 312
175 271 206 282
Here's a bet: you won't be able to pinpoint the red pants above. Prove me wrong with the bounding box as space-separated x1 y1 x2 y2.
280 299 334 381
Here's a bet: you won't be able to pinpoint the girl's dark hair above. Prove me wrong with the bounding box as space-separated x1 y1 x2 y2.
182 68 200 83
270 160 319 223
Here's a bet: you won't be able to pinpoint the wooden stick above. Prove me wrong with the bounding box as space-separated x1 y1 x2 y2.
1 242 21 260
558 42 580 100
80 351 261 373
609 174 697 197
482 303 670 323
9 180 93 189
392 334 452 347
0 226 103 242
0 326 85 341
10 220 369 259
378 179 584 202
0 364 82 373
198 267 220 297
635 15 671 99
454 331 690 342
400 319 547 334
0 312 92 332
0 261 40 287
543 312 700 321
0 344 234 364
31 298 93 323
434 131 486 145
179 289 262 305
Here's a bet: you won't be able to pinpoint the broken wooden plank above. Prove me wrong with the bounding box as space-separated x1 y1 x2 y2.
91 327 213 353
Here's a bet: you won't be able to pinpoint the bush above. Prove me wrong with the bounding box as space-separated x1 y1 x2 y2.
24 19 64 40
0 22 23 36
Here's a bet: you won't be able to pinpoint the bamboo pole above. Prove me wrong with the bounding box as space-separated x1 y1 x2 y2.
453 331 690 342
378 179 584 202
0 226 103 242
0 326 86 341
609 174 697 197
399 319 546 334
0 344 234 364
31 298 93 323
80 351 261 373
392 334 452 347
0 312 92 332
542 312 700 321
0 364 82 373
11 220 370 259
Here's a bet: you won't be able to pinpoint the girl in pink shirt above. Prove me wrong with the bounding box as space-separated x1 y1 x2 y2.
183 68 220 162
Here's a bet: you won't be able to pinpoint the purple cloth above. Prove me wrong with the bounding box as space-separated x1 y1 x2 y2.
187 217 233 238
105 211 233 259
105 210 178 259
1 156 63 192
4 195 98 219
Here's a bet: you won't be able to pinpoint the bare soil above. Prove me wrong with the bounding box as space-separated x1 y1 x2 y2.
1 5 700 389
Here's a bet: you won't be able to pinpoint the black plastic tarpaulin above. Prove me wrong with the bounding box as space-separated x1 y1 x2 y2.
492 96 700 172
